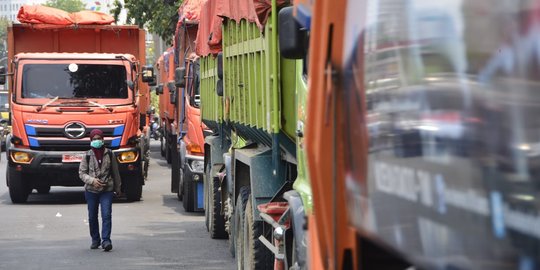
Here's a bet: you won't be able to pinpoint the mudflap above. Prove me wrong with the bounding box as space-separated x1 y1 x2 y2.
196 181 204 211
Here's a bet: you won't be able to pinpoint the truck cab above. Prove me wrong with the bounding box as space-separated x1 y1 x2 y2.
5 53 147 203
4 23 151 203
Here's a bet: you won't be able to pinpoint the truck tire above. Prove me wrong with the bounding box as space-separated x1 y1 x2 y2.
204 163 210 231
182 171 195 212
235 186 250 269
171 149 181 199
177 168 184 201
37 186 50 194
124 173 143 202
243 196 274 270
209 173 227 239
8 169 29 203
160 136 166 157
165 135 172 164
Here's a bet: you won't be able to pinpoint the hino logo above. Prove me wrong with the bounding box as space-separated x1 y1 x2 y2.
64 122 86 139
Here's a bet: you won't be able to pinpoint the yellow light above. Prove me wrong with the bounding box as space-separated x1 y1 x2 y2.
118 151 138 163
11 152 33 164
187 143 203 154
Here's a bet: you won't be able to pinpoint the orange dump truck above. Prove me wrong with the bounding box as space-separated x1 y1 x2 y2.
3 22 154 203
171 0 207 213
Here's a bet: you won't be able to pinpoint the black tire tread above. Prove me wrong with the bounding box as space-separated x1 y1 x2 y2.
209 173 227 239
124 174 142 202
160 136 165 157
8 169 29 203
235 186 250 269
244 196 274 270
183 172 195 212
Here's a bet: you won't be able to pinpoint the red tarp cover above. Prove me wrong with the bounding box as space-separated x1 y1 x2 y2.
179 0 205 23
17 5 114 26
175 0 205 55
70 10 115 25
196 0 222 56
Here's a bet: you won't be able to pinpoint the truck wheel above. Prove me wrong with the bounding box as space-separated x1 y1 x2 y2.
209 173 227 239
235 186 250 269
177 168 184 201
8 169 29 203
37 186 50 194
171 149 181 199
227 197 235 257
182 171 195 212
124 174 143 202
165 136 172 164
204 164 210 231
243 196 274 270
160 136 166 157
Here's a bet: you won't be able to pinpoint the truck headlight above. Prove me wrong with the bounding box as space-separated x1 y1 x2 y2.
190 160 204 173
118 151 138 163
11 151 33 164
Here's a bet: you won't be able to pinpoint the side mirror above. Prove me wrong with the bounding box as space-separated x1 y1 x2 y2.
194 94 201 107
217 53 223 80
216 79 224 97
148 78 157 87
168 81 177 105
175 67 186 88
141 66 156 83
278 7 308 59
156 84 164 95
0 66 6 85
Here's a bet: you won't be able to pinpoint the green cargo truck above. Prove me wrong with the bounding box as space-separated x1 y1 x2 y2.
194 0 311 268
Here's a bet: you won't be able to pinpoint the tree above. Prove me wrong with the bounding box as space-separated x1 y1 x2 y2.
0 17 10 59
116 0 181 45
44 0 86 13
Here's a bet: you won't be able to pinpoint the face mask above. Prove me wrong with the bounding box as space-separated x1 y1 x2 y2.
90 140 104 149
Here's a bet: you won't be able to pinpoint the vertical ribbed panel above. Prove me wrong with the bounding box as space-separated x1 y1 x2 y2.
200 56 221 128
223 19 277 134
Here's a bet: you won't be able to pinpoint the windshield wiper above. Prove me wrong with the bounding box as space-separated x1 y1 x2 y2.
36 96 59 112
87 100 113 112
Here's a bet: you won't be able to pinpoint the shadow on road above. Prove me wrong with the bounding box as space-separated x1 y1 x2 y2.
161 194 204 217
0 188 141 205
149 140 170 169
0 221 233 270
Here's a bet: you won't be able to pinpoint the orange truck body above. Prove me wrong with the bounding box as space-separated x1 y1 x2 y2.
301 0 359 269
304 0 540 269
171 21 206 212
5 24 150 203
157 47 176 143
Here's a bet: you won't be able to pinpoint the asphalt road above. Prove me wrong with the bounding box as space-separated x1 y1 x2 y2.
0 141 235 270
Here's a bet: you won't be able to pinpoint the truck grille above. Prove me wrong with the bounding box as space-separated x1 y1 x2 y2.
25 124 124 151
31 126 118 137
29 138 120 151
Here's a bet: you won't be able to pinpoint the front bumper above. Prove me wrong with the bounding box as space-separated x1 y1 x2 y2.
184 154 204 180
184 154 204 211
8 147 140 169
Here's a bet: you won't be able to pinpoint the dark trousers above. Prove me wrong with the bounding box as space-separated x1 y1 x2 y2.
85 191 114 244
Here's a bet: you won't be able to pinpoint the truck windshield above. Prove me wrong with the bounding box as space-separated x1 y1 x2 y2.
21 64 128 99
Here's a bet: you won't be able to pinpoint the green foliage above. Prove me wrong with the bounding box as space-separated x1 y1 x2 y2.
117 0 181 45
44 0 86 13
151 92 159 115
110 0 123 24
0 17 10 58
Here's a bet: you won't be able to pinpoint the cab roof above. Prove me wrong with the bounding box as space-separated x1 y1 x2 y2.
14 53 137 61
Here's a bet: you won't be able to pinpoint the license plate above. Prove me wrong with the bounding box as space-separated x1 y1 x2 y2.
62 153 84 163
